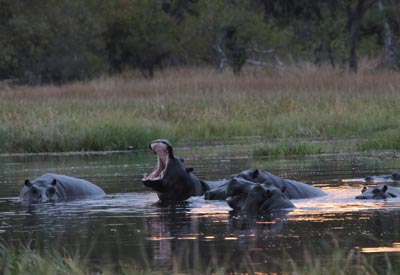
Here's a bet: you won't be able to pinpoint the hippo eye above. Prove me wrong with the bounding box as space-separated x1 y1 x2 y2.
47 187 56 194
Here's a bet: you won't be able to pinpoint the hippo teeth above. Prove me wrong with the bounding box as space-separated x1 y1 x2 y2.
143 142 169 181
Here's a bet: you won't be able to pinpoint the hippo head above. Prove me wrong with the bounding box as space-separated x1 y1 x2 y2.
225 177 257 210
143 139 174 188
241 184 272 214
142 139 203 202
21 179 59 203
392 172 400 181
232 168 260 181
242 184 293 215
355 185 396 200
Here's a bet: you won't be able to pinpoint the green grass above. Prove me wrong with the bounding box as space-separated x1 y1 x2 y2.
1 66 400 153
357 128 400 151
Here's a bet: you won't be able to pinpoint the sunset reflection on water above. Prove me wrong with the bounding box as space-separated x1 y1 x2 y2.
289 186 400 221
360 242 400 253
2 149 400 273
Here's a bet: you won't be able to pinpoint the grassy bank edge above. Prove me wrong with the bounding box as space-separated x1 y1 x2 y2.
1 67 400 154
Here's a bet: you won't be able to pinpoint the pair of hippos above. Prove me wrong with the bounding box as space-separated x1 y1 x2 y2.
20 139 400 215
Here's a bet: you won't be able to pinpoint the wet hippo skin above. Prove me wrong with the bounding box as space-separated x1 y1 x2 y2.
20 173 105 203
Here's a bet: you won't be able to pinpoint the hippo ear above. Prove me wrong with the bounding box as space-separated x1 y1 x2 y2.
51 179 58 186
186 167 194 173
365 176 372 182
252 169 259 179
361 186 367 193
25 179 32 188
382 185 388 193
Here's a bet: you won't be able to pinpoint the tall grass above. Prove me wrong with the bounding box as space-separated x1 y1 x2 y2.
1 65 400 153
0 239 397 275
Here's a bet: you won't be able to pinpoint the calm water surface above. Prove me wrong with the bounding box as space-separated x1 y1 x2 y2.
1 141 400 273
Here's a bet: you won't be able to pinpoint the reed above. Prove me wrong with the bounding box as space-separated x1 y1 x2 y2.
0 239 397 275
1 65 400 153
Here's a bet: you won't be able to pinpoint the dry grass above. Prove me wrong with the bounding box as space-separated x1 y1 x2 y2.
1 65 400 153
2 65 400 100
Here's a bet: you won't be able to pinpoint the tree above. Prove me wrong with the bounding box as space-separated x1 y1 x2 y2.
186 0 278 74
0 0 105 84
376 0 399 69
103 0 178 78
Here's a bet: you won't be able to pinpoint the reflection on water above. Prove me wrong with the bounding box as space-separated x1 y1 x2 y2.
1 143 400 272
361 245 400 253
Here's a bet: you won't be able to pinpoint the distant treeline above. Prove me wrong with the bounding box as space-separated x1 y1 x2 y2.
1 0 399 84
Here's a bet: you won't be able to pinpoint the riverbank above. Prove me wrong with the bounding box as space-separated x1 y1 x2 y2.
1 66 399 153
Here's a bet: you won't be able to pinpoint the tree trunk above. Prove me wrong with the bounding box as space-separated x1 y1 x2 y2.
348 0 364 72
377 0 397 68
348 0 375 72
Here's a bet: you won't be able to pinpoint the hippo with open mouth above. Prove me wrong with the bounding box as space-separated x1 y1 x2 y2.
142 139 209 202
20 173 105 203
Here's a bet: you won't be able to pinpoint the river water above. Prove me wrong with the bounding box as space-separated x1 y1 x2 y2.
1 141 400 273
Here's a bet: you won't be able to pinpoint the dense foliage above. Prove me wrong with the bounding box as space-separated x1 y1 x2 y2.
0 0 399 84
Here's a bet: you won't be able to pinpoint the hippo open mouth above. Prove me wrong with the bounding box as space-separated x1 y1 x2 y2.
143 140 171 182
142 139 206 202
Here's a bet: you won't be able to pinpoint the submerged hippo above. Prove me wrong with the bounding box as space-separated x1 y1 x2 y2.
240 184 295 215
235 168 326 199
206 168 326 200
355 185 400 200
142 139 210 202
20 173 105 203
365 172 400 183
225 178 258 210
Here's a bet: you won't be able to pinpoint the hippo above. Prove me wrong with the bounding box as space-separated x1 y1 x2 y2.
234 168 326 199
240 184 295 216
365 172 400 183
206 168 325 201
355 185 400 200
142 139 209 202
204 180 230 200
19 173 105 203
225 177 258 210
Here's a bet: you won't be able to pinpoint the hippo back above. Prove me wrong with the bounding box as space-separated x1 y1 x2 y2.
281 179 326 199
49 174 105 198
253 170 326 199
